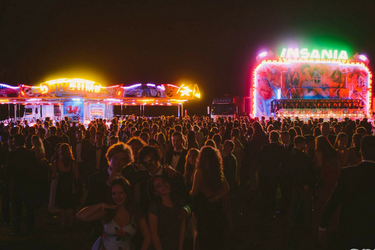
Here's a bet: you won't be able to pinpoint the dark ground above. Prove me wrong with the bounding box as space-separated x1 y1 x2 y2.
0 185 327 250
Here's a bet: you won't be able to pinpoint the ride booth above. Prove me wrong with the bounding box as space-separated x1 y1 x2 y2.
251 48 373 120
0 78 201 124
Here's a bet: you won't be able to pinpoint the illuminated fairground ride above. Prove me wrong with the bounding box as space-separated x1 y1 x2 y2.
0 79 200 123
251 48 373 120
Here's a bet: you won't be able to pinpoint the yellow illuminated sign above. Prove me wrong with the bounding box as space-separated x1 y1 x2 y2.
40 78 102 94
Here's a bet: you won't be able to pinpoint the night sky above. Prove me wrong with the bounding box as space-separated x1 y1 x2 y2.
0 0 374 116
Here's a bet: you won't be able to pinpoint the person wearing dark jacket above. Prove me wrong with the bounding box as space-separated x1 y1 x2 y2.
4 134 42 236
166 131 188 175
259 131 286 218
288 136 316 231
319 135 375 249
138 146 192 218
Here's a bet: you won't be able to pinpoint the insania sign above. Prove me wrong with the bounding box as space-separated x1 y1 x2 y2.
280 48 349 60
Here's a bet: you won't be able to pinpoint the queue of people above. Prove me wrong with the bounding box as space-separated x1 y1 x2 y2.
0 115 374 249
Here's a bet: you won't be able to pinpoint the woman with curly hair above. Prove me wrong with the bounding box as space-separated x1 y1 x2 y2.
77 177 151 250
190 146 229 250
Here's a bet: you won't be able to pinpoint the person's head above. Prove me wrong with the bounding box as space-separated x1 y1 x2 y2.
106 142 133 173
139 146 162 174
280 131 290 145
172 131 184 151
95 131 104 144
140 132 150 144
223 140 234 155
356 126 367 137
197 146 224 192
333 124 342 135
49 126 57 135
103 177 136 225
13 134 25 148
149 175 171 198
76 129 84 141
109 135 119 146
205 139 217 148
59 143 74 163
31 134 42 148
269 131 279 143
351 133 362 148
156 132 166 146
212 134 222 147
288 128 297 143
231 128 240 138
294 136 307 151
187 148 199 166
187 130 196 143
360 135 375 161
37 127 46 139
334 132 348 149
126 137 147 164
321 122 330 137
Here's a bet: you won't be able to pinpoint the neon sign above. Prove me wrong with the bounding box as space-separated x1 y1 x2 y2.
40 78 102 94
280 48 349 60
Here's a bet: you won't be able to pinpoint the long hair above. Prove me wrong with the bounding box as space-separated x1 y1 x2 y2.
51 142 62 164
59 143 75 168
197 146 224 193
31 135 45 161
105 177 138 224
315 136 337 160
184 148 199 187
148 175 179 207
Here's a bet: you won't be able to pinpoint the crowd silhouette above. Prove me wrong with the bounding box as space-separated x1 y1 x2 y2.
0 115 375 249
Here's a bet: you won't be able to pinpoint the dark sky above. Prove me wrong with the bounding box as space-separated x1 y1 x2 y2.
0 0 374 115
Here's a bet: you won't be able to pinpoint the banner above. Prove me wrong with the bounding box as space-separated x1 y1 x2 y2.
63 101 84 122
89 103 105 120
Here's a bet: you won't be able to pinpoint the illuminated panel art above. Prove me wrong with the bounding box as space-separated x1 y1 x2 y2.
252 59 372 117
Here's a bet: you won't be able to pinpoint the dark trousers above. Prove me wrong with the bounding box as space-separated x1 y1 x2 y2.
2 188 11 223
288 186 312 230
279 175 292 214
12 195 35 232
260 177 279 218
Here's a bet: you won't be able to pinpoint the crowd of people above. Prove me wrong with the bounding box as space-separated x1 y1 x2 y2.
0 114 375 249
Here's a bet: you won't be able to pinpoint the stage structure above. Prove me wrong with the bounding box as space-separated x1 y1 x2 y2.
0 79 201 123
252 48 372 119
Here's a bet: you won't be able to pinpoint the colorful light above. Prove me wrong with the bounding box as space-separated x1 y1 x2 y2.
280 48 349 60
252 57 373 117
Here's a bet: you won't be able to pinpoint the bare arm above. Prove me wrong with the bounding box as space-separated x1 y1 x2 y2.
139 217 152 250
208 177 230 203
76 203 111 222
189 169 203 196
148 213 163 250
179 217 186 250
